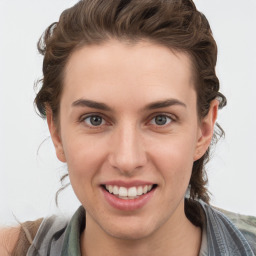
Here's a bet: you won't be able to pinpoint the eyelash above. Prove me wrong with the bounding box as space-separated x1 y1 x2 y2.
79 113 175 129
148 114 173 127
80 113 109 129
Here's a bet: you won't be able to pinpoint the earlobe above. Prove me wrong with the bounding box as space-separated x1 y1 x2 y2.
46 108 66 163
194 99 219 161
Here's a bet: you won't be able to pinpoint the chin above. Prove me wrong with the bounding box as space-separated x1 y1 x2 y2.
108 227 153 241
101 217 157 241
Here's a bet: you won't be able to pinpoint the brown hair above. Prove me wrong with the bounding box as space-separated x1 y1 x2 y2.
35 0 226 209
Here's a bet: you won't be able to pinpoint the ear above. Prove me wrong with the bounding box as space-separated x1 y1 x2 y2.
46 108 66 163
194 99 219 161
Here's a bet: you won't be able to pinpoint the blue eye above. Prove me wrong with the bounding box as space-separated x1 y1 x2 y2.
150 115 172 126
84 115 106 126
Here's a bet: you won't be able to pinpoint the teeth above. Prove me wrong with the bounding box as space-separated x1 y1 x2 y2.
137 186 143 195
104 184 154 199
113 186 119 195
119 187 128 197
128 187 137 197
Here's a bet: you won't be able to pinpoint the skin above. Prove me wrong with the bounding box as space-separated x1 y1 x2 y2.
0 227 20 255
48 39 218 256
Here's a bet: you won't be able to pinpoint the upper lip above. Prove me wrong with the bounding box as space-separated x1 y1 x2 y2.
102 180 155 188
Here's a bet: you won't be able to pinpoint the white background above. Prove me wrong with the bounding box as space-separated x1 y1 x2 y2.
0 0 255 226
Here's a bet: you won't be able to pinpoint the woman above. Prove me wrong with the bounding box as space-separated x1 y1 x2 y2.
0 0 255 255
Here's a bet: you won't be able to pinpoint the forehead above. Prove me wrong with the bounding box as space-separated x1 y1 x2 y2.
62 39 196 109
65 39 194 79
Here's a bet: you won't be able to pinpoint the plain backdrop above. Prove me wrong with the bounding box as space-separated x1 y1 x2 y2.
0 0 255 226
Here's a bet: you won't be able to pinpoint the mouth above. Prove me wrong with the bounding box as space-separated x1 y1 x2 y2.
101 184 157 200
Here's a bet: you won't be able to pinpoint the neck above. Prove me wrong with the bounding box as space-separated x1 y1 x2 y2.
80 201 202 256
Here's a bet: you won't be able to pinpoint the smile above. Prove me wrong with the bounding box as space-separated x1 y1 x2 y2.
101 182 157 211
103 184 155 199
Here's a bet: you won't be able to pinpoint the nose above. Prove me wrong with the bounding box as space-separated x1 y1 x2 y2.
108 123 147 176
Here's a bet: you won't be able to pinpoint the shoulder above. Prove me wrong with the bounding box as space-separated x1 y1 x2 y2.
27 214 69 255
215 207 256 232
0 218 44 256
200 201 256 255
214 207 256 254
0 226 21 255
28 207 84 255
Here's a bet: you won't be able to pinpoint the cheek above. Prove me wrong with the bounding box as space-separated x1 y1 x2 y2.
62 136 109 207
62 135 107 183
148 135 196 184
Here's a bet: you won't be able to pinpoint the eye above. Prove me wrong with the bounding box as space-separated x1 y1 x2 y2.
150 115 172 126
83 115 106 127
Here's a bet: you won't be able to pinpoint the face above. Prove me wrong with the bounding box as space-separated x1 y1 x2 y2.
48 39 217 241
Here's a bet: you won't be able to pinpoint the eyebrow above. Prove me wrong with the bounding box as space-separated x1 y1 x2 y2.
144 99 187 110
71 98 186 111
72 99 112 111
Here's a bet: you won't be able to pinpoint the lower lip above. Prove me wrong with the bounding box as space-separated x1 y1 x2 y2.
101 186 156 211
